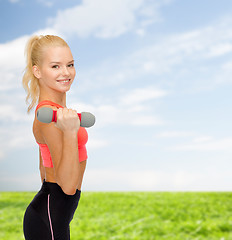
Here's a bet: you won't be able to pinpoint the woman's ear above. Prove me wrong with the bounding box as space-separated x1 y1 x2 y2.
32 65 41 79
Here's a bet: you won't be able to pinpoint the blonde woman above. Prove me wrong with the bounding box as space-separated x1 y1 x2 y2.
22 35 88 240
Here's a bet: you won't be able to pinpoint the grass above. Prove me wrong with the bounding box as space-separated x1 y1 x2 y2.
1 192 232 239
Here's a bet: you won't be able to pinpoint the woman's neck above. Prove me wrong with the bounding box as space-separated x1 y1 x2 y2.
39 89 67 107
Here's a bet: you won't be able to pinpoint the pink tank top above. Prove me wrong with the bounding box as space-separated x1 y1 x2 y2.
35 100 88 168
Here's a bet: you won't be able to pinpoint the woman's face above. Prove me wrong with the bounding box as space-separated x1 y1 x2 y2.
35 46 76 93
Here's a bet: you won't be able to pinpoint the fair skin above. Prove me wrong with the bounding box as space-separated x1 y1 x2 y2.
32 46 87 195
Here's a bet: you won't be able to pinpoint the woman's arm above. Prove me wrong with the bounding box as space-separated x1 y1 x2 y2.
38 107 81 195
56 130 80 194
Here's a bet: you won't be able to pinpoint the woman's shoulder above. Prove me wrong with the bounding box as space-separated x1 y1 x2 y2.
33 101 62 143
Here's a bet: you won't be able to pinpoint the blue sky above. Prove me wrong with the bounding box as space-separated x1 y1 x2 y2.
1 0 232 192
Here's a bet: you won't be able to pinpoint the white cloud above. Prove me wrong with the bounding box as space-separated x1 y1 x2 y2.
131 115 163 126
222 61 232 70
78 16 232 96
120 87 167 105
171 137 232 152
0 103 32 122
213 60 232 85
157 131 232 153
192 136 214 143
207 43 232 57
0 124 35 151
129 20 232 77
71 86 166 127
49 0 170 38
33 28 60 37
0 36 27 90
0 151 5 161
87 139 109 149
0 99 35 160
95 102 163 127
156 131 196 138
0 35 27 70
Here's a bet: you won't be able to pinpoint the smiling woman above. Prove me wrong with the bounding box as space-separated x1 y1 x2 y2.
22 35 88 240
22 35 73 112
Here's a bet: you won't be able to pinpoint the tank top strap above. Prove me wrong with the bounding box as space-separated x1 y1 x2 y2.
35 100 64 112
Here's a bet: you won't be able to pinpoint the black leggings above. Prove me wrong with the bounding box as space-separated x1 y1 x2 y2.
23 181 81 240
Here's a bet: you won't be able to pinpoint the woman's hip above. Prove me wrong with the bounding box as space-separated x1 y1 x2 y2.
23 181 81 239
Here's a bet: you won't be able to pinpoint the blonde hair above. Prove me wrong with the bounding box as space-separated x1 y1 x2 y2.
22 35 69 113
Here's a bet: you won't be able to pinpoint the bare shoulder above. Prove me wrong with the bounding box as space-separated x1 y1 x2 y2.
33 105 62 144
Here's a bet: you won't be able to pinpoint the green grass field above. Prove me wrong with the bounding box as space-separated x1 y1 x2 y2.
0 192 232 240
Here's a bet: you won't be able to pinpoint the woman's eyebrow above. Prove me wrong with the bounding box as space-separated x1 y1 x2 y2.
50 60 74 64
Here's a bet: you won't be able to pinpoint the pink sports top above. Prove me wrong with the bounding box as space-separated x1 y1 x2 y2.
35 100 88 168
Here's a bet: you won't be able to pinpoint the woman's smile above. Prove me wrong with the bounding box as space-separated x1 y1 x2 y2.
56 78 71 84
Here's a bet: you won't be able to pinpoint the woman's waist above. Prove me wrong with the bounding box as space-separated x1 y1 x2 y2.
40 180 81 197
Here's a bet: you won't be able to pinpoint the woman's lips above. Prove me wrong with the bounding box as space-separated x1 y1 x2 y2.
56 79 71 84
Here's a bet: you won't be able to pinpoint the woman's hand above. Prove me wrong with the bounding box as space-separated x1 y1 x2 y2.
55 108 80 133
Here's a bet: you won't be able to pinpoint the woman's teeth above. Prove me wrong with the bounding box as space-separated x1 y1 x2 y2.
57 79 70 83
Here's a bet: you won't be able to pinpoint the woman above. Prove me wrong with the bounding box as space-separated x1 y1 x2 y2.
22 35 88 240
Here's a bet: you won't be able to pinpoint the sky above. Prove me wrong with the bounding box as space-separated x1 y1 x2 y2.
0 0 232 192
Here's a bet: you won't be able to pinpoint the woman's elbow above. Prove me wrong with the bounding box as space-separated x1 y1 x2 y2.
56 177 77 195
61 185 77 195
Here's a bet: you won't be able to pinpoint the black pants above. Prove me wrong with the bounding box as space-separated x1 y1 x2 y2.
23 181 81 240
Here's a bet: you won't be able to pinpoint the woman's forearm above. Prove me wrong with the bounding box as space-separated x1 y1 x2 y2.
56 131 81 195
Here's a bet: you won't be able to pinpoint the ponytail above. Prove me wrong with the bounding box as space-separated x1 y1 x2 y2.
22 36 40 113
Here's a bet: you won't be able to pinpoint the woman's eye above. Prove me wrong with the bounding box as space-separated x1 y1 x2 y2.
52 65 59 69
68 64 74 67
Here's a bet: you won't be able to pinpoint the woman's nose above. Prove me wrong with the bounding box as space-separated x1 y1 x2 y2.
61 66 70 76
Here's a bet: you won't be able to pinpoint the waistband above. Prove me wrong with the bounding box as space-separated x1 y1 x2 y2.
41 180 81 196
